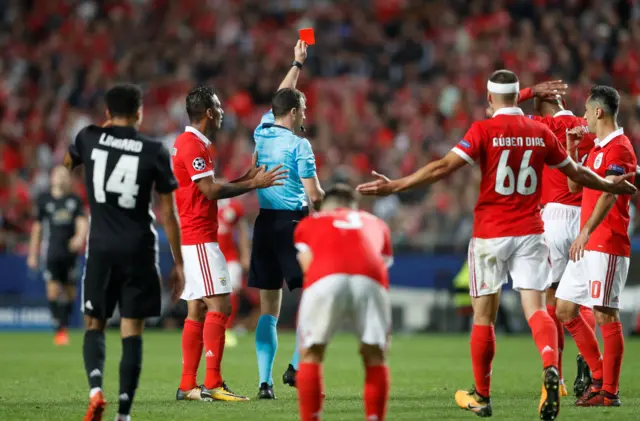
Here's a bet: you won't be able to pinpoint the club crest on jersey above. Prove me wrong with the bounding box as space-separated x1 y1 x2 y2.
593 152 604 169
458 139 471 149
192 157 206 171
65 199 77 212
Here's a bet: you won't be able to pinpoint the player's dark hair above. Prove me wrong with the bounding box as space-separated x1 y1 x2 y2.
105 84 142 118
186 86 216 122
272 88 305 118
323 183 358 208
488 70 519 102
588 85 620 117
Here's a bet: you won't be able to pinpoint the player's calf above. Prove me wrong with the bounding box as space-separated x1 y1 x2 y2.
361 343 389 421
297 345 326 421
118 319 143 421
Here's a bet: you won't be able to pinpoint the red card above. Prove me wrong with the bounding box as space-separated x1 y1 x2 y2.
299 28 315 45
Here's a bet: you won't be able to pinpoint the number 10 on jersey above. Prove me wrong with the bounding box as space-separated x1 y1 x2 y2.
495 150 537 196
91 149 140 209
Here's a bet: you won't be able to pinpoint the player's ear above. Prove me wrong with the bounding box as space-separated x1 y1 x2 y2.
136 106 143 124
487 93 493 107
290 107 297 119
106 109 112 121
206 108 214 120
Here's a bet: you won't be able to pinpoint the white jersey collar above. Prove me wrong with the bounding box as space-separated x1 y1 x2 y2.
185 126 211 146
492 107 525 117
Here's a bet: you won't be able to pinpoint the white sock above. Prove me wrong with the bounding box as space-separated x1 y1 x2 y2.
89 387 102 398
115 415 131 421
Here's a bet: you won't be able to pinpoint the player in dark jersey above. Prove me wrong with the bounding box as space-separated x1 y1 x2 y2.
64 84 185 421
27 165 88 346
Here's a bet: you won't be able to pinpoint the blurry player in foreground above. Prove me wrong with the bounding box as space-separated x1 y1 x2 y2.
294 184 393 421
217 196 251 347
65 84 185 421
173 87 286 402
358 70 636 420
520 90 598 397
555 86 637 407
27 166 87 345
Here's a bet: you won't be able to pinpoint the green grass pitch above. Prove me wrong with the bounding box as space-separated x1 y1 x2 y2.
0 331 638 420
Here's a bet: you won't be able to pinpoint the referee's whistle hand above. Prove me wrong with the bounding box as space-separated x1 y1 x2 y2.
252 164 288 189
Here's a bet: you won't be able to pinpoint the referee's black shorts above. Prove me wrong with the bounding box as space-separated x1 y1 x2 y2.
248 208 309 291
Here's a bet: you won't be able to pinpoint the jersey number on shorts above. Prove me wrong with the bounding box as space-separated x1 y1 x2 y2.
590 280 602 299
333 212 363 230
91 149 140 209
495 150 537 196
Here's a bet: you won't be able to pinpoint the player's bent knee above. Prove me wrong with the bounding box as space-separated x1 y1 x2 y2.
545 288 558 306
121 317 145 337
84 316 106 331
593 306 619 325
300 344 325 364
555 299 579 323
202 294 233 316
187 299 207 322
360 343 385 366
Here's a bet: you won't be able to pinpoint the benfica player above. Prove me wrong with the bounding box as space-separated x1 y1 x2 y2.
294 184 393 421
555 85 637 407
357 70 636 420
519 89 598 397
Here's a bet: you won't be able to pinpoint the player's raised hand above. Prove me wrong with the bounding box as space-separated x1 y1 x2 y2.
356 171 396 196
531 80 568 97
606 172 637 195
295 40 308 64
169 264 185 303
569 230 589 262
566 126 585 151
253 164 288 188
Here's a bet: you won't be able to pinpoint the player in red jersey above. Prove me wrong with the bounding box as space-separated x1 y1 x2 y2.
294 184 393 421
555 85 637 407
217 197 250 347
357 70 636 420
172 87 286 402
519 91 598 397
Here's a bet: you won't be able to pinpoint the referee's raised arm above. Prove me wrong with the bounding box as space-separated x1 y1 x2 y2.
249 39 324 399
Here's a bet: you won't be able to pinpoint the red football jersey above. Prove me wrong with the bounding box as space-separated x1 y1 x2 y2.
452 107 570 238
217 198 245 262
171 127 218 245
294 209 393 289
528 111 595 206
581 129 636 257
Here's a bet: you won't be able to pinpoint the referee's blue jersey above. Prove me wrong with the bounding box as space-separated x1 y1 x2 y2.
253 110 316 211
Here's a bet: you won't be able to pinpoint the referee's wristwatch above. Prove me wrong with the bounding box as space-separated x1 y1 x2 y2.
292 60 303 69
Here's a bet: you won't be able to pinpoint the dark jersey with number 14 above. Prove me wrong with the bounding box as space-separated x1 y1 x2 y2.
69 125 178 254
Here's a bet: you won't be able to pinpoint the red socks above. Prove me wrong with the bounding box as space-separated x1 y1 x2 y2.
601 321 624 395
563 314 603 380
470 324 496 397
297 363 324 421
546 305 564 379
528 310 559 369
580 306 597 332
180 319 204 391
226 293 239 329
364 365 389 421
297 363 389 421
203 312 228 389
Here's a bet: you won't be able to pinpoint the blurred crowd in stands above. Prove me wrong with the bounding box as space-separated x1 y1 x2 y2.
1 0 639 254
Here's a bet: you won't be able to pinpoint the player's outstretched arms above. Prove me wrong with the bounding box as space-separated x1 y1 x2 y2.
302 175 325 210
195 165 288 200
560 161 636 195
278 40 307 91
159 192 185 302
357 152 467 196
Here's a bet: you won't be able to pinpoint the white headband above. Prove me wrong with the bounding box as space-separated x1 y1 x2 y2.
487 80 520 94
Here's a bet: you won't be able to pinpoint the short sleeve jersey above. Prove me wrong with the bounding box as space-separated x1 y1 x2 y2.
451 107 570 239
253 110 317 211
581 129 637 257
68 125 177 254
527 111 595 206
217 198 245 262
35 192 84 261
171 126 218 245
294 209 393 289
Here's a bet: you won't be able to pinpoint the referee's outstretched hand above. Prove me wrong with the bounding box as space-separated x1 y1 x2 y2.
252 163 288 189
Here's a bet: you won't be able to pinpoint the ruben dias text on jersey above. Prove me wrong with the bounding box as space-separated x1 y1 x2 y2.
492 137 546 147
98 133 143 152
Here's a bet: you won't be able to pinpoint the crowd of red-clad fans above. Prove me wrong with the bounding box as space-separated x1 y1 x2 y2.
1 0 639 254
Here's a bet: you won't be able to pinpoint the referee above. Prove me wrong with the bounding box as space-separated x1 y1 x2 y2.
250 39 324 400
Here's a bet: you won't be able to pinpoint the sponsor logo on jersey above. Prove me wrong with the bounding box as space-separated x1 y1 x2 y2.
192 157 206 171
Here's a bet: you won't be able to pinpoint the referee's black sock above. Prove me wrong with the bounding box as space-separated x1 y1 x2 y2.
48 300 61 331
83 330 106 390
118 335 142 416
